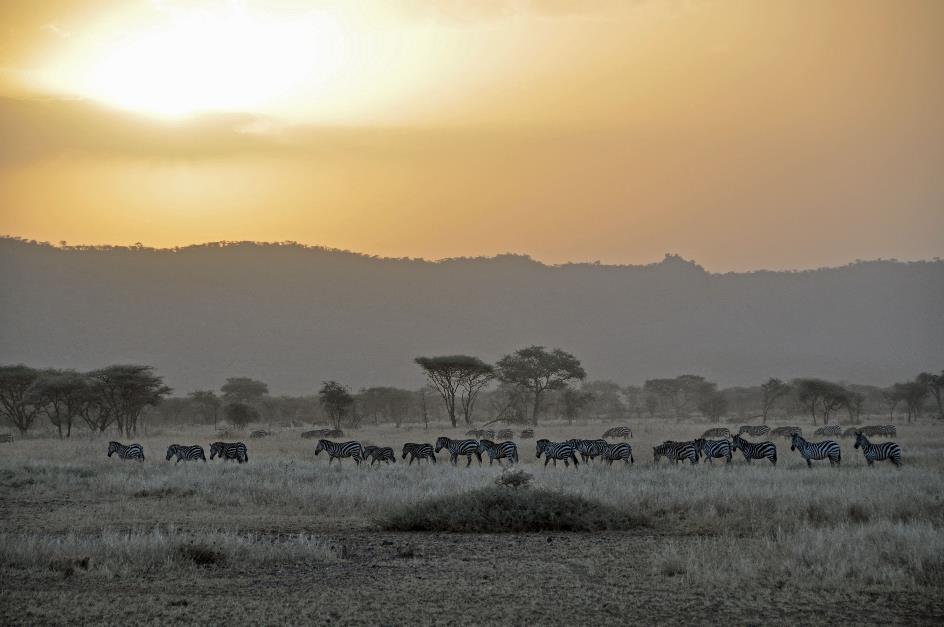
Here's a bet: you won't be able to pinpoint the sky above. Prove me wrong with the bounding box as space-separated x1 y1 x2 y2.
0 0 942 271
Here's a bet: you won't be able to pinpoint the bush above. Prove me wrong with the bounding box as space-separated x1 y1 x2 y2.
494 468 534 489
377 486 648 533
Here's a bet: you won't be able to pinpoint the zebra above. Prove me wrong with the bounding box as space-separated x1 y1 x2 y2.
519 429 535 439
478 440 519 465
693 438 732 463
402 443 437 464
854 432 902 468
363 445 396 465
701 427 730 439
250 430 270 438
790 433 841 468
165 444 206 463
535 439 580 468
107 441 144 461
435 437 482 467
497 429 514 440
814 425 841 437
209 441 248 463
568 438 608 463
652 441 698 465
602 426 632 439
861 425 897 438
599 442 634 465
730 434 777 465
738 425 770 437
770 426 802 438
314 439 363 464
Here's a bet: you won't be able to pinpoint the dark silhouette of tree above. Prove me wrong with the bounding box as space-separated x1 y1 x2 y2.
559 386 594 424
221 377 269 405
697 389 729 421
319 380 353 430
643 375 714 418
0 365 42 434
88 365 171 437
224 402 258 429
415 356 493 427
188 390 222 427
27 369 89 438
759 378 791 423
793 378 848 424
496 346 585 425
917 371 943 420
893 380 928 423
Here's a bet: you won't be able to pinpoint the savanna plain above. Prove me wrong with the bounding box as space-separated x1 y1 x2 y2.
1 420 943 625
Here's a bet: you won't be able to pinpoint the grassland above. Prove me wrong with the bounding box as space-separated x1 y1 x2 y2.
1 419 943 624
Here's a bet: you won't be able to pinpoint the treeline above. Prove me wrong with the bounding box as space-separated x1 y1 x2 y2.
1 350 942 437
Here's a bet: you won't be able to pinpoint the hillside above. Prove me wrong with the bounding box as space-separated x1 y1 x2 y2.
1 237 941 394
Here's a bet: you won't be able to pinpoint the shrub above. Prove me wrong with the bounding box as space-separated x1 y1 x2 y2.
494 468 534 489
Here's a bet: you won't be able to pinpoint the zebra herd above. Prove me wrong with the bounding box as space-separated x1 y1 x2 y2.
106 440 249 463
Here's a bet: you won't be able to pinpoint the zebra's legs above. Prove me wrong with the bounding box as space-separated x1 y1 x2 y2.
806 458 812 469
544 457 551 467
466 454 473 467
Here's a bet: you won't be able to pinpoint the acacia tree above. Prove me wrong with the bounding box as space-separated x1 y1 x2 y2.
221 377 269 405
88 365 171 437
894 381 928 423
27 370 89 438
793 378 848 424
559 386 594 424
319 380 354 430
916 371 943 420
224 402 258 429
760 378 791 423
188 390 222 427
0 365 42 434
415 356 493 427
496 346 585 425
697 389 729 421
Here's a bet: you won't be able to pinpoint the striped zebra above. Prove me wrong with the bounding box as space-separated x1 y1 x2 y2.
790 433 841 468
600 442 634 465
535 439 579 468
314 439 363 464
861 425 897 438
401 443 437 465
693 438 732 463
497 429 515 440
210 441 248 463
165 444 206 463
568 438 608 463
107 441 144 461
250 430 270 438
363 445 396 465
701 427 730 439
519 429 534 439
730 434 777 465
435 437 482 467
770 426 802 438
854 432 902 468
602 426 633 439
478 440 519 465
652 441 698 465
813 425 841 437
738 425 770 437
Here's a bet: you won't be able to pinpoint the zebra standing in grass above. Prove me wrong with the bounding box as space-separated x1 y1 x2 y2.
568 438 608 463
107 441 144 461
738 425 770 437
402 443 437 464
693 438 732 463
314 439 363 464
790 433 841 468
814 425 841 437
701 427 730 439
861 425 897 438
602 426 633 439
435 437 482 467
730 434 777 465
600 442 634 465
535 439 580 468
854 432 902 468
478 440 519 465
165 444 206 463
363 445 396 465
652 441 698 465
209 441 248 463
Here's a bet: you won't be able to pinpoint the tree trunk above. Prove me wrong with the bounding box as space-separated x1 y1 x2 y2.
532 391 541 426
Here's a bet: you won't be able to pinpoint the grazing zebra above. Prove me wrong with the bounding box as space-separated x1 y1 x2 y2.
738 425 770 437
478 440 519 465
497 429 515 440
363 445 396 465
107 441 145 461
813 425 841 437
435 437 482 467
165 444 206 463
861 425 897 438
693 438 732 463
790 433 841 468
841 427 859 439
652 441 698 465
854 432 902 468
401 443 437 464
730 434 777 465
701 427 730 439
250 430 270 438
535 439 580 468
770 426 803 438
600 442 634 465
313 439 363 465
519 429 535 439
602 426 633 439
209 441 248 463
0 433 12 444
568 438 608 463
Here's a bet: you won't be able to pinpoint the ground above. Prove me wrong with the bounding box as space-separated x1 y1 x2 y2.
1 420 942 625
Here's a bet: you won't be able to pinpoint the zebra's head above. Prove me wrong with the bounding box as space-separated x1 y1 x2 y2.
401 443 415 459
790 433 803 451
535 439 550 458
435 437 450 453
478 439 495 454
107 441 119 457
314 439 328 455
853 432 866 449
652 444 665 463
165 445 180 461
730 434 745 451
209 441 223 459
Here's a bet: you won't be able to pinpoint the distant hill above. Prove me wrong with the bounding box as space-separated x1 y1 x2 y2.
1 237 941 394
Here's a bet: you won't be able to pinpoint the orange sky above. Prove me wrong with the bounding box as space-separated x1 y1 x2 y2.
0 0 942 270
